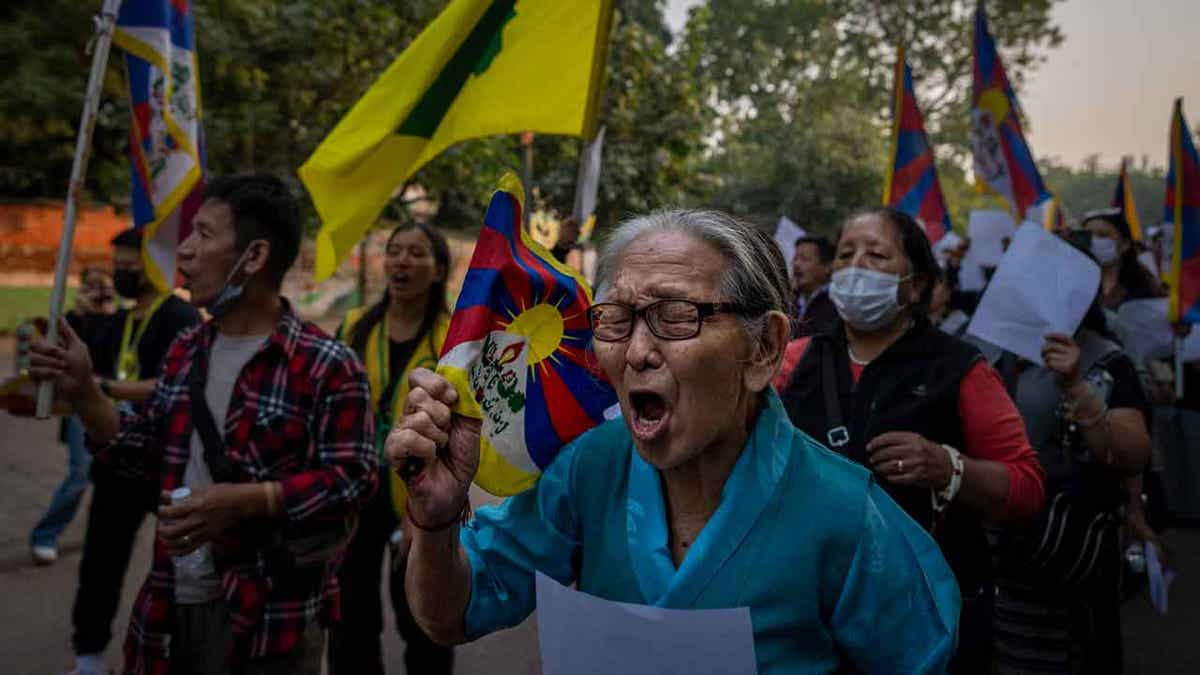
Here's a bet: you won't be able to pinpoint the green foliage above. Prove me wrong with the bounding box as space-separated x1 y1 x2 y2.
0 1 130 202
1041 157 1166 229
0 0 1063 247
687 0 1062 232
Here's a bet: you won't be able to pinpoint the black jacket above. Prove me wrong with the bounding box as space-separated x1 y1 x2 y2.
780 316 992 593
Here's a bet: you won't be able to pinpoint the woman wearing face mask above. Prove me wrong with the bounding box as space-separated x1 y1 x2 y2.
327 223 454 675
774 208 1045 674
1082 208 1163 311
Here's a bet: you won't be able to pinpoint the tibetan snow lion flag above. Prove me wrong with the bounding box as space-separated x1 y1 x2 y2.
438 174 618 495
114 0 206 291
1166 98 1200 324
971 3 1049 220
884 43 952 244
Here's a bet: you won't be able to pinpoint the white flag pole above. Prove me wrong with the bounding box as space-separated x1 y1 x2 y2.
1176 335 1186 400
36 0 124 419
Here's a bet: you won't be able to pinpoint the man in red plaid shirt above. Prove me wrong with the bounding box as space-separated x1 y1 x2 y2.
30 173 377 675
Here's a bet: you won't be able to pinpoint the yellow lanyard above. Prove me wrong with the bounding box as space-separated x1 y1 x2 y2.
116 294 169 381
376 319 407 420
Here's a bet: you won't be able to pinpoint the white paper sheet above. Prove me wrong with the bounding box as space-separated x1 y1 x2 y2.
1145 540 1176 616
1186 333 1200 363
1138 249 1160 280
932 231 964 269
536 572 758 675
774 216 807 272
959 210 1018 291
966 223 1100 365
1115 299 1175 364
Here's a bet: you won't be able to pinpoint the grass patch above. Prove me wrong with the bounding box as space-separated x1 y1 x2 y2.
0 286 75 334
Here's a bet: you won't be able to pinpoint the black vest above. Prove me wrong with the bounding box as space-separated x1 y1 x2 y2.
781 317 992 593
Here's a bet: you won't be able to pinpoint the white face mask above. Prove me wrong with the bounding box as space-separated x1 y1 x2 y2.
1090 237 1120 266
829 266 909 331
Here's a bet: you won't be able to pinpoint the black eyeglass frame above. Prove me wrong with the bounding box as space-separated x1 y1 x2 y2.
587 299 747 342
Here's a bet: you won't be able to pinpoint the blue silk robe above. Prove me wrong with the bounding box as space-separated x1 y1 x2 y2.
460 390 960 673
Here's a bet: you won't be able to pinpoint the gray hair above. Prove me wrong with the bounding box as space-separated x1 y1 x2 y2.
594 209 793 338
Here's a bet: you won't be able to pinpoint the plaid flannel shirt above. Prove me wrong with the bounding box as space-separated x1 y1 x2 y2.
103 303 376 674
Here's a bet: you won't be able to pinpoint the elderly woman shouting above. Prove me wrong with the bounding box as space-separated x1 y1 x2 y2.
774 208 1045 672
386 210 960 673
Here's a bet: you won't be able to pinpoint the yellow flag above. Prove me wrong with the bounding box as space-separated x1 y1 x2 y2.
299 0 614 280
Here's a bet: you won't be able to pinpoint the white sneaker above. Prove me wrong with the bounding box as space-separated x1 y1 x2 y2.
31 545 58 565
67 653 103 675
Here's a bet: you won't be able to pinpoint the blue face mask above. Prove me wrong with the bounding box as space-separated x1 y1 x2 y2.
1090 237 1120 266
828 266 912 332
206 243 260 319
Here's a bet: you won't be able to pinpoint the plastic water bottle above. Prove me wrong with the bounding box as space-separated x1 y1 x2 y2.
170 487 207 571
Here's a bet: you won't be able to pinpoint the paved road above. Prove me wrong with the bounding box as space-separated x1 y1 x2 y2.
1 403 1198 673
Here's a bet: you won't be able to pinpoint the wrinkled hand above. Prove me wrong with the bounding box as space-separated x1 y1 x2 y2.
158 484 254 556
385 368 481 529
26 317 94 402
1042 332 1082 388
866 431 952 490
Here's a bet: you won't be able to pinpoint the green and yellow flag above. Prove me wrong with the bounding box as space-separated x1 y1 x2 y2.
299 0 614 280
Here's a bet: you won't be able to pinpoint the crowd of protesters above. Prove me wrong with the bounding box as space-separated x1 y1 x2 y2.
13 170 1189 674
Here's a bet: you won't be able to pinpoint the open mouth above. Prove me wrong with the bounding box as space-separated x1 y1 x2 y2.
390 273 411 287
628 390 670 442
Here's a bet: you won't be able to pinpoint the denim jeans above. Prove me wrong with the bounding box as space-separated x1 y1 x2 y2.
29 415 92 548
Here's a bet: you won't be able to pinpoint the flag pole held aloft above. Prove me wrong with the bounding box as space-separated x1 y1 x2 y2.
36 0 124 419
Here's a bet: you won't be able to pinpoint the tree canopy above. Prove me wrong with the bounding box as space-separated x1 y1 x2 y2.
1 0 1071 242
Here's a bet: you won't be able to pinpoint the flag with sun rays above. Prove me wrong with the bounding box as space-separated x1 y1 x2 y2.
971 2 1050 220
437 173 618 496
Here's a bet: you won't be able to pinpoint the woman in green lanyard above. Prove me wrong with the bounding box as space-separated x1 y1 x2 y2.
328 222 453 675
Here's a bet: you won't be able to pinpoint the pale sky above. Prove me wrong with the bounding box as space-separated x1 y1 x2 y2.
665 0 1200 171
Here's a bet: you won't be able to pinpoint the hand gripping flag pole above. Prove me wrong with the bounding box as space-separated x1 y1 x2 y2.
37 0 124 419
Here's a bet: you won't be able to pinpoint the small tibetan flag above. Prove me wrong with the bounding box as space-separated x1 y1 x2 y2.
1166 99 1200 324
883 44 952 244
438 174 618 495
971 3 1050 220
114 0 206 291
1112 158 1144 241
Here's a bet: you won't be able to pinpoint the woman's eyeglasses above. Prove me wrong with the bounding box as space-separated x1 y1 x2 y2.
587 299 745 342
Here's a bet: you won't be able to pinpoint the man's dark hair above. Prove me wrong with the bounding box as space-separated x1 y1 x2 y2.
203 173 301 288
794 235 835 265
111 227 143 249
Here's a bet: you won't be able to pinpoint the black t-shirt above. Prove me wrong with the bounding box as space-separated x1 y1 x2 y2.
1096 349 1149 420
113 295 203 379
67 310 119 379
